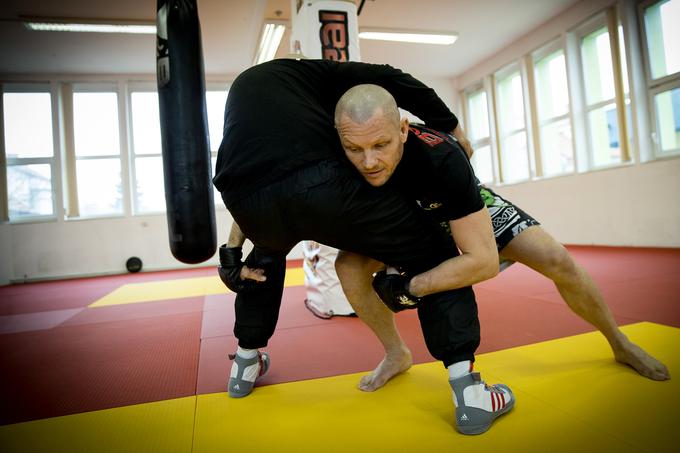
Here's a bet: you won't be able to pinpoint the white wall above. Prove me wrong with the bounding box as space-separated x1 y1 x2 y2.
454 0 680 249
2 0 677 285
493 158 680 247
0 207 303 284
0 71 450 287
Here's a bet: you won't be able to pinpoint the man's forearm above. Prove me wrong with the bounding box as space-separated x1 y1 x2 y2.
407 208 499 297
408 251 498 297
227 221 246 248
452 124 474 160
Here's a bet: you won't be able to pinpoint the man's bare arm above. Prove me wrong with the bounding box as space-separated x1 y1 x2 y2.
227 221 246 248
225 221 266 282
452 124 474 160
407 208 498 297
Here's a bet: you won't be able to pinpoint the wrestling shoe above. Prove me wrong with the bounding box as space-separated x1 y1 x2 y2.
450 372 514 435
228 351 270 398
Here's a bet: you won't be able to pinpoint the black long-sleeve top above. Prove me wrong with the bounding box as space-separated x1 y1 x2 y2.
213 58 458 204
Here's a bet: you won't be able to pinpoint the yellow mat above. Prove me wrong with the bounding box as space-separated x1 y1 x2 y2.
89 267 306 307
1 322 676 452
0 396 196 453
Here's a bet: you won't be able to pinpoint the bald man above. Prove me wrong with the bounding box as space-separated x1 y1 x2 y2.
215 63 488 367
215 59 514 435
322 83 516 434
332 84 669 398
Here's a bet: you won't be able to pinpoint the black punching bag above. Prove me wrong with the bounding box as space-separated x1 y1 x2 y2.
156 0 216 264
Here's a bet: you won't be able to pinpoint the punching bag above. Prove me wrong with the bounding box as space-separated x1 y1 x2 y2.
156 0 216 264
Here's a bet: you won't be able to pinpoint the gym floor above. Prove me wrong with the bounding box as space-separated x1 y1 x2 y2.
0 245 678 452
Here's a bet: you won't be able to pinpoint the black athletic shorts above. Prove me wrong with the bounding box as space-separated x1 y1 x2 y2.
478 185 540 271
479 185 540 251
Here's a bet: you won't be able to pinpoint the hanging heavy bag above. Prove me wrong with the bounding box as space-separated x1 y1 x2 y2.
156 0 216 264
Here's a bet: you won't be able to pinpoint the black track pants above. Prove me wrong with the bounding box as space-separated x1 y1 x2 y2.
224 159 479 366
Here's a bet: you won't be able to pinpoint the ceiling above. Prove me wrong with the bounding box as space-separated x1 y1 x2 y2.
0 0 580 78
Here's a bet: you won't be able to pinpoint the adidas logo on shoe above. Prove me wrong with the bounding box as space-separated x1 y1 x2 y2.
228 351 271 398
460 413 469 421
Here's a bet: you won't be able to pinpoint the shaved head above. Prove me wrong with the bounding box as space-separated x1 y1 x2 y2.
334 84 401 127
334 84 409 187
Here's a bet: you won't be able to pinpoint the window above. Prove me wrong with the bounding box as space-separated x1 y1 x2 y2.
534 49 574 176
2 86 56 220
580 24 630 167
206 88 228 205
644 0 680 81
130 90 165 214
643 0 680 156
495 68 530 183
129 87 228 214
464 86 494 183
652 86 680 153
72 87 123 217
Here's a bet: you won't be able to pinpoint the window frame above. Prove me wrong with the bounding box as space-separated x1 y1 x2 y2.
205 82 230 209
639 0 680 158
67 82 128 219
531 40 576 178
461 81 497 184
1 82 60 223
493 62 532 184
572 9 631 170
127 82 165 215
647 79 680 156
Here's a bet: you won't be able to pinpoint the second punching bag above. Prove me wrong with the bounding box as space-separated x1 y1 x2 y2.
156 0 216 264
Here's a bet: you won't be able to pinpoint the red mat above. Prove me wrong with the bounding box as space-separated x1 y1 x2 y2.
0 246 678 425
63 296 204 327
0 311 201 425
0 267 213 316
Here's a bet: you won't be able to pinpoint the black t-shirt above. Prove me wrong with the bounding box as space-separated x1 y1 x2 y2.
213 59 458 205
390 124 484 230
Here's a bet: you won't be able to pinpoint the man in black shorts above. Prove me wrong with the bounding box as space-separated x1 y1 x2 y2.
213 58 513 434
331 85 670 399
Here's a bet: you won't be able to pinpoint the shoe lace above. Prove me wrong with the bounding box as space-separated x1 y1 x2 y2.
484 382 504 394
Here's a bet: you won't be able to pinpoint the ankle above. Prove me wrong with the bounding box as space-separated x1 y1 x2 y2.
607 332 630 351
448 360 472 380
237 346 258 359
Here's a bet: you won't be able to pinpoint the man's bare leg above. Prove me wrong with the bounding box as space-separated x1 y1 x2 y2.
500 226 670 380
336 250 413 391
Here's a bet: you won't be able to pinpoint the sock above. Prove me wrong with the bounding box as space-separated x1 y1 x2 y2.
449 360 472 408
236 346 258 359
448 360 472 380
